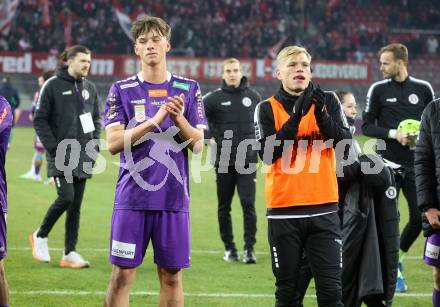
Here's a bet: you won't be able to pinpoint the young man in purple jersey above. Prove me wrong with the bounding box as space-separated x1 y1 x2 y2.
103 16 205 307
0 96 13 307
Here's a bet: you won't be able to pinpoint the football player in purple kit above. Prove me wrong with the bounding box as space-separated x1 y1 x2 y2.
0 96 13 307
103 16 205 307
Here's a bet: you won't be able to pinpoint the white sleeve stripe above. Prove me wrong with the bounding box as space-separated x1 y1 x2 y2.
254 101 266 141
105 122 122 129
35 76 57 110
365 79 390 112
409 76 435 99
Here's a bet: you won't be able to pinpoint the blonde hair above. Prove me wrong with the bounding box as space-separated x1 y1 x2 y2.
222 58 240 71
276 46 311 68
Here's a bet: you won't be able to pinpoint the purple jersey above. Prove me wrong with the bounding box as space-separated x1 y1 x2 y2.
104 73 206 212
0 96 12 213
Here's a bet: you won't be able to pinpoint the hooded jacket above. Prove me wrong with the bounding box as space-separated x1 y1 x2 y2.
204 76 261 168
33 66 101 179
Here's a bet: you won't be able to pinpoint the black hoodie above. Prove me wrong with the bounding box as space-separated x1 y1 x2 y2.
203 76 261 168
33 66 101 179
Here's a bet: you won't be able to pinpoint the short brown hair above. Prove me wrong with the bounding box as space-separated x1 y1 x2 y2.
131 15 171 42
378 43 408 65
222 58 240 71
276 46 312 68
59 45 91 67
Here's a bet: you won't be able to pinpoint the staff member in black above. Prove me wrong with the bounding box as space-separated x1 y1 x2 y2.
29 45 101 268
204 58 261 264
362 43 435 292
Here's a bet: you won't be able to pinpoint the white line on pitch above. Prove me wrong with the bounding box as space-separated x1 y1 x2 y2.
7 247 423 259
9 290 432 298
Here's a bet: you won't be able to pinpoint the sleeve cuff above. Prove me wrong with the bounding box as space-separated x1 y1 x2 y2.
388 129 397 139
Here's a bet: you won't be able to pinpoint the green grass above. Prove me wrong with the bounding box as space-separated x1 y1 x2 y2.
5 128 431 306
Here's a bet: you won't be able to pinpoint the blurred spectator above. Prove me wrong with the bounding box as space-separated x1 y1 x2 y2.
3 0 440 61
427 35 439 54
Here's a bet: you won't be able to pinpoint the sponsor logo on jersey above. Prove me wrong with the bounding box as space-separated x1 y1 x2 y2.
196 87 204 119
172 81 190 91
120 82 139 90
221 101 231 106
150 99 166 107
111 240 136 259
82 89 90 100
134 105 146 122
148 89 168 97
386 97 397 102
242 97 252 107
130 98 146 105
62 90 72 95
408 94 419 104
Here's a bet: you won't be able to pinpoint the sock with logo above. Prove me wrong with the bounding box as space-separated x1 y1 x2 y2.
433 288 440 307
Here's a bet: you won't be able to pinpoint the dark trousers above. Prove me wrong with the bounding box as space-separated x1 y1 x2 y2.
215 167 256 251
37 176 87 254
395 169 421 252
268 212 343 307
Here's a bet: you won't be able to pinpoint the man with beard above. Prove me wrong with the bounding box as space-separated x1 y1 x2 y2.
362 43 435 292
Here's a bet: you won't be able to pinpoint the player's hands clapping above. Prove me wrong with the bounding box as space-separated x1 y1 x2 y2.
167 93 185 122
152 103 169 125
312 85 326 118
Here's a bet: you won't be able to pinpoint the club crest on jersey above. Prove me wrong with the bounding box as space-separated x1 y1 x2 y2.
172 81 190 91
242 97 252 107
385 186 397 199
82 89 90 100
134 105 146 122
148 89 168 97
408 94 419 104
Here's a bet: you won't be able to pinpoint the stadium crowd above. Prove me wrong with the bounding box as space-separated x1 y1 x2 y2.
1 0 439 60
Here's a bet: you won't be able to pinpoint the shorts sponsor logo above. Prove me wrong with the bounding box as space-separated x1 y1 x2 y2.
408 94 419 104
386 97 397 102
426 242 440 260
111 240 136 259
385 186 397 199
120 82 139 90
242 97 252 107
62 90 72 95
134 105 146 122
221 101 231 106
148 89 168 97
172 81 190 91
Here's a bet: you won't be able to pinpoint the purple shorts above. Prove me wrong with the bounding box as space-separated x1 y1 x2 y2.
109 209 190 269
424 232 440 267
34 134 44 151
0 212 6 260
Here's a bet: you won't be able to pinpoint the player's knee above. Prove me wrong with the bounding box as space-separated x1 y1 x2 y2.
110 267 135 290
57 192 75 206
159 268 181 288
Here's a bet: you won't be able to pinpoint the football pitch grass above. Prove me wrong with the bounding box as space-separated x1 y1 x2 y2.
6 128 431 306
